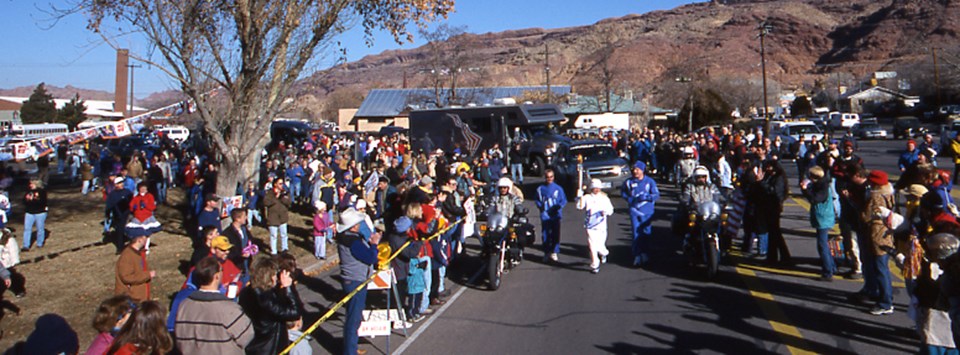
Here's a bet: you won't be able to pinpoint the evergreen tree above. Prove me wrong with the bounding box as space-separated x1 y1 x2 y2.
19 83 57 124
58 94 87 130
790 95 814 116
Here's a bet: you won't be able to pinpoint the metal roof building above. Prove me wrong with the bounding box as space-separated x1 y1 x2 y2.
561 94 672 116
355 86 572 118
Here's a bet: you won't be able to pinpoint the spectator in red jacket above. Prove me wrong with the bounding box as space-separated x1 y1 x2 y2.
126 183 162 253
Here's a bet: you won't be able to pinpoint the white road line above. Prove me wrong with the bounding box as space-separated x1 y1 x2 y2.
394 264 486 355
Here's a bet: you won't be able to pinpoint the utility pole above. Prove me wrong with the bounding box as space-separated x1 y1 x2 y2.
676 77 693 132
544 43 552 103
127 63 142 116
933 47 942 108
758 21 772 135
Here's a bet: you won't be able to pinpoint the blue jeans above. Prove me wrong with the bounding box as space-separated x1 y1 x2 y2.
341 280 368 355
755 232 769 256
419 258 432 314
155 182 167 204
246 209 261 229
541 219 562 255
24 212 47 248
289 181 302 200
437 266 446 293
862 253 893 309
922 345 959 355
816 228 836 277
510 163 524 183
268 224 288 254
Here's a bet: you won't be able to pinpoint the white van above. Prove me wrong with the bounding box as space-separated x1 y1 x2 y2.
828 112 860 129
573 112 630 131
157 126 190 142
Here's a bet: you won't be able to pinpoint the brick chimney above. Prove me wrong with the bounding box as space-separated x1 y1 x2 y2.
115 49 129 118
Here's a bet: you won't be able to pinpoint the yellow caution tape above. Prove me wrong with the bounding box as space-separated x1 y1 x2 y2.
280 219 463 355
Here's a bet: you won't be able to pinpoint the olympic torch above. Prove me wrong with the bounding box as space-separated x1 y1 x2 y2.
577 154 584 195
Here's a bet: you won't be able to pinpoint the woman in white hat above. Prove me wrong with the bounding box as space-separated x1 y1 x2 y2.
576 179 614 273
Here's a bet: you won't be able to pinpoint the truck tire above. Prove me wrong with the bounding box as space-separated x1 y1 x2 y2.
529 155 546 177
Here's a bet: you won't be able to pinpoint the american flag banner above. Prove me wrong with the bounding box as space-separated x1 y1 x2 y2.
447 113 482 156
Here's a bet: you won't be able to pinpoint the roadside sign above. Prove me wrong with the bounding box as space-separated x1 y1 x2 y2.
367 269 394 290
359 309 401 337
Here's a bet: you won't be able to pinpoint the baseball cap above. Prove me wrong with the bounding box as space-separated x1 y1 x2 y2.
210 236 234 251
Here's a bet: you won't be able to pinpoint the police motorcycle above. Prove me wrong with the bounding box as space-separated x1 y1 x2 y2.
478 178 536 290
674 166 728 280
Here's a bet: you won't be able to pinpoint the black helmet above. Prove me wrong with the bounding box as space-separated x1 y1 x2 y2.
925 233 960 262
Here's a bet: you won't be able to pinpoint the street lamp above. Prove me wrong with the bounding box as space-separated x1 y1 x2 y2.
758 21 773 135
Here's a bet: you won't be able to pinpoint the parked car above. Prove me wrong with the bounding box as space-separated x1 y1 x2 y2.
851 122 888 140
940 120 960 157
892 116 925 139
770 121 824 154
829 112 861 129
378 126 407 137
551 140 629 194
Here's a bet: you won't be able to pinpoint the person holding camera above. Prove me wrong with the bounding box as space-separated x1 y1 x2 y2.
264 178 292 255
336 208 382 355
238 257 301 355
126 182 162 254
21 180 48 251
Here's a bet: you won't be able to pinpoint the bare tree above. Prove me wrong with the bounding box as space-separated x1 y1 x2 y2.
418 24 483 106
66 0 453 195
321 88 365 122
573 26 629 113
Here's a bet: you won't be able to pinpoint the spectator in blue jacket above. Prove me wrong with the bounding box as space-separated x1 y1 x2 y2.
899 139 920 172
536 169 568 262
286 161 305 203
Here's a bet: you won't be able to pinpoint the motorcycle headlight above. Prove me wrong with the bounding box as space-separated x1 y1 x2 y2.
688 213 697 222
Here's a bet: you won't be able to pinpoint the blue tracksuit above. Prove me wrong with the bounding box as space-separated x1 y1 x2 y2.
621 175 660 258
536 182 567 255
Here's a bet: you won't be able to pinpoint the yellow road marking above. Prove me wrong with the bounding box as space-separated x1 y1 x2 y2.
737 263 906 288
735 266 816 355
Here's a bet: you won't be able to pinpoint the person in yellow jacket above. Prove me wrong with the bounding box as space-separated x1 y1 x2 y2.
951 134 960 184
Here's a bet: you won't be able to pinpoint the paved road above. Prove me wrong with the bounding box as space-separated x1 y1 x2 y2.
293 137 930 354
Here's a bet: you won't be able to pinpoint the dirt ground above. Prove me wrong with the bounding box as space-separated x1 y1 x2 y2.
0 176 329 352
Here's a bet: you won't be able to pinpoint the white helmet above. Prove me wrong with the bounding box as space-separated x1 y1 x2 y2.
497 177 513 188
693 165 710 180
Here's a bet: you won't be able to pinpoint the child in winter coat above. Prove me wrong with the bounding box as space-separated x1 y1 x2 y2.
0 228 23 297
312 202 334 259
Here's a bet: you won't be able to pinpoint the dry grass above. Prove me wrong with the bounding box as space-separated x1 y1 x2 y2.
0 182 328 351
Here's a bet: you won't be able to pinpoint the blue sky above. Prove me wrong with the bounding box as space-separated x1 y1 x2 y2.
0 0 694 98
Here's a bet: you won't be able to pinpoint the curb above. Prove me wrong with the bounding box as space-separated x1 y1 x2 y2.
303 254 340 277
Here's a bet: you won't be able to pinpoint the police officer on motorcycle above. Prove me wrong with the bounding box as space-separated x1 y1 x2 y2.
675 166 722 236
492 177 523 220
680 166 722 212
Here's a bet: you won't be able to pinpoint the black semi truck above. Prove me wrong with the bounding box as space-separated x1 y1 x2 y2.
408 104 571 176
